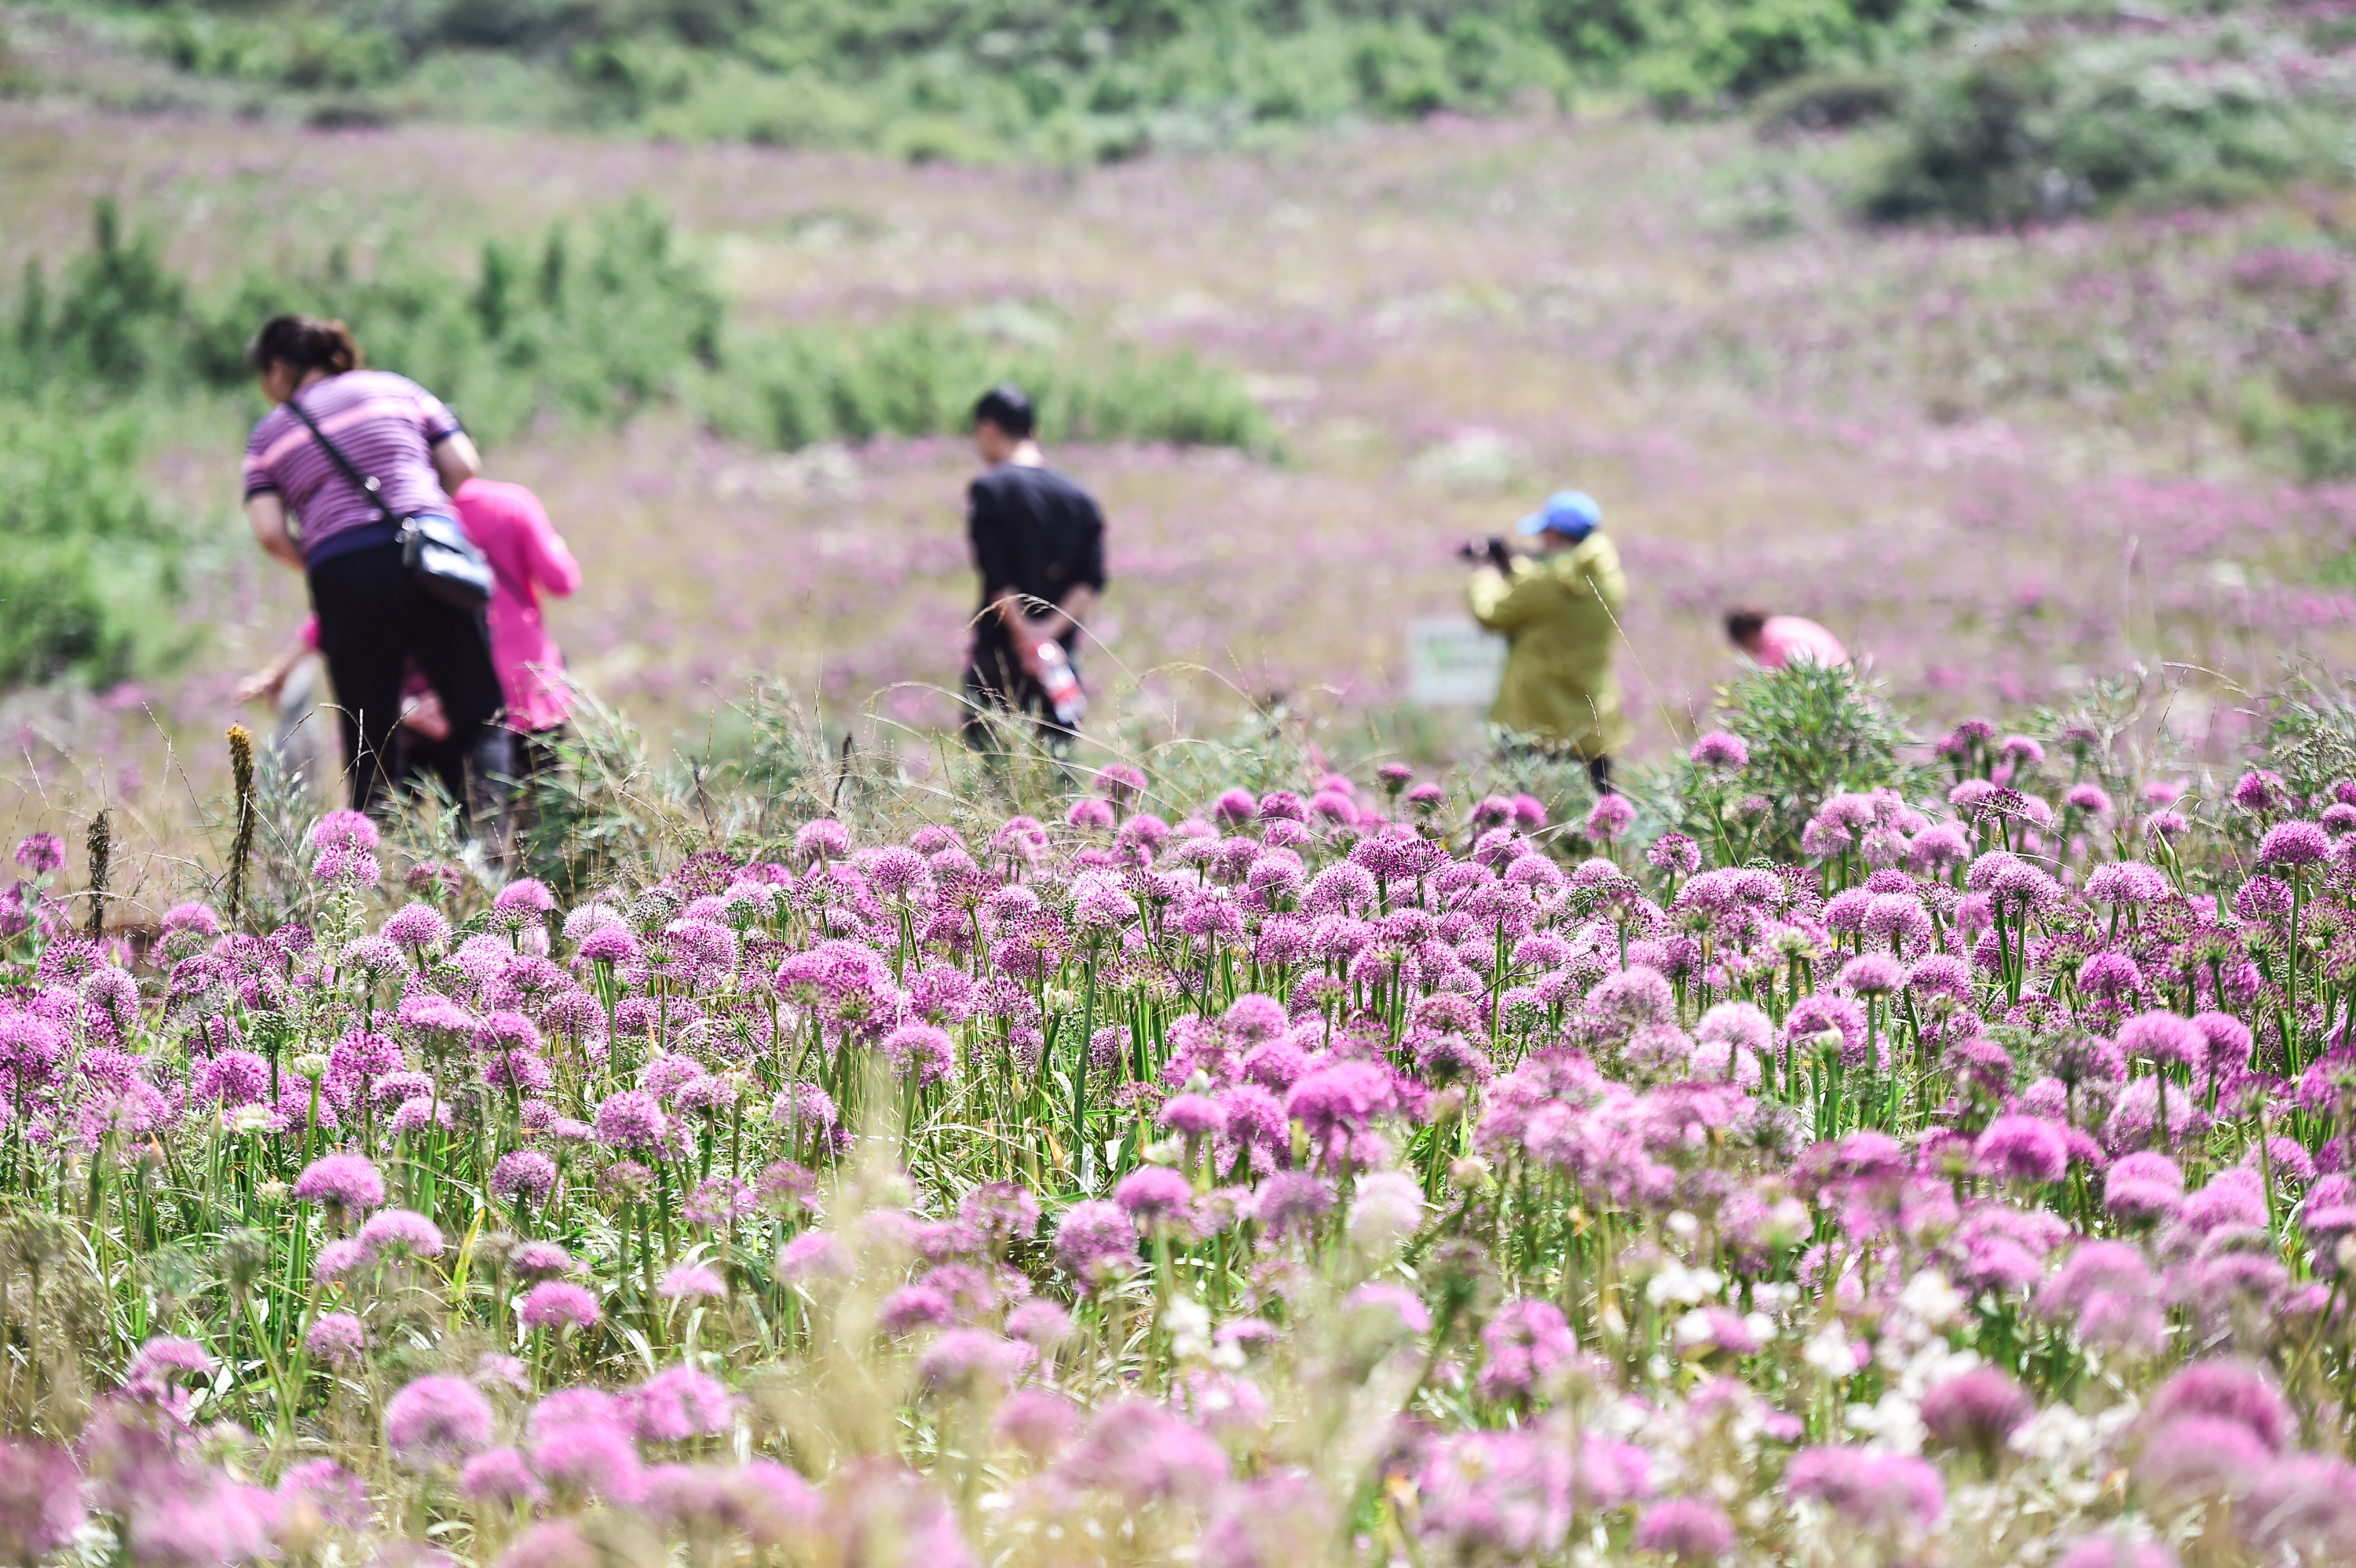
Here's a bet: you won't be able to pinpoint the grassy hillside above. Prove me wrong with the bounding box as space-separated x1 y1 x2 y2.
10 0 2352 221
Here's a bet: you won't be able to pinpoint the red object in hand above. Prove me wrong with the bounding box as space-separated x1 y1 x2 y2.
1035 642 1086 728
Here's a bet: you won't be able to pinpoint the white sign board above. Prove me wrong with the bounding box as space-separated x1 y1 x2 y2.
1408 617 1505 707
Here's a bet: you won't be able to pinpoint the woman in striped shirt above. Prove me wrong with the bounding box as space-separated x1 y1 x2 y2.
241 315 513 830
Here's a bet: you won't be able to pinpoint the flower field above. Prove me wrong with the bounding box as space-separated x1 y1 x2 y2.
0 673 2351 1566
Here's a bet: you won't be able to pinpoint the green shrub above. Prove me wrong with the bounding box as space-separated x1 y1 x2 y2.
712 317 1278 455
1709 660 1921 858
0 404 187 687
1868 31 2353 225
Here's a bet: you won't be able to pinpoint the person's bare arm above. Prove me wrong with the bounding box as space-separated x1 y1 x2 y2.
430 431 482 495
235 634 309 706
994 585 1098 678
246 493 305 573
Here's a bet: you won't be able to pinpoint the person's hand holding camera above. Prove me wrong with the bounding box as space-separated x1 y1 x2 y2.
1455 536 1513 572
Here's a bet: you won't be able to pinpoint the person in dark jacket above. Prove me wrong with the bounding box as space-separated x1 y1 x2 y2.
961 383 1107 749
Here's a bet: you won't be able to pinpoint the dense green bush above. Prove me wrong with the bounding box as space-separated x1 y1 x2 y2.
1867 26 2354 225
0 404 186 687
718 316 1279 454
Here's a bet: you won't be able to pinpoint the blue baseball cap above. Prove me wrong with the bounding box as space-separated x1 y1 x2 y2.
1515 490 1602 539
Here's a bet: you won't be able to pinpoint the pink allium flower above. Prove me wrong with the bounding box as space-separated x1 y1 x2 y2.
460 1446 547 1508
2259 821 2330 866
657 1262 727 1300
1098 763 1148 803
1688 732 1748 769
2064 783 2113 815
917 1329 1033 1394
1113 1166 1195 1225
880 1024 957 1087
276 1457 367 1528
2145 1358 2292 1454
2085 861 2168 905
593 1089 667 1151
381 901 450 951
792 818 852 862
490 1150 558 1206
1055 1200 1138 1291
1158 1093 1223 1138
627 1365 737 1442
1586 794 1635 841
1633 1496 1736 1559
1250 1171 1334 1237
994 1388 1081 1459
1786 1447 1944 1531
307 809 379 853
0 1438 81 1563
292 1153 385 1218
126 1335 214 1392
1415 1429 1571 1560
520 1281 601 1332
1975 1115 2068 1183
1478 1299 1575 1402
1004 1300 1074 1347
384 1374 496 1468
1066 797 1117 832
2232 770 2287 812
1837 953 1904 996
957 1181 1041 1248
358 1208 443 1258
1345 1282 1432 1336
2134 1413 2274 1498
777 1230 850 1281
1060 1398 1229 1507
492 877 557 920
11 834 63 875
1920 1366 2032 1459
303 1311 365 1366
533 1420 644 1502
876 1285 956 1336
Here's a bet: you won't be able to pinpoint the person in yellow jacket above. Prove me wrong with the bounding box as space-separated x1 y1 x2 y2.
1465 489 1631 793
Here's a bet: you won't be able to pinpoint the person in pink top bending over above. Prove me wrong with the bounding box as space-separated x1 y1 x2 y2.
1725 606 1848 671
243 477 582 784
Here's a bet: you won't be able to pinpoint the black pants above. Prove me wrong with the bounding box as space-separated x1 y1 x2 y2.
309 543 510 814
961 641 1077 753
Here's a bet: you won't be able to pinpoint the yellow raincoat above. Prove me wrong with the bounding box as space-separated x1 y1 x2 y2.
1465 533 1632 759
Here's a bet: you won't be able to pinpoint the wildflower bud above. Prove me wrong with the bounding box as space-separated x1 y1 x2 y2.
230 1105 274 1135
1814 1029 1844 1062
294 1052 330 1083
254 1180 290 1208
2338 1235 2356 1275
1448 1154 1493 1191
1427 1087 1467 1129
1140 1135 1187 1168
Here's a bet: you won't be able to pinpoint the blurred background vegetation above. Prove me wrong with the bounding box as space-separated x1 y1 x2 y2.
10 0 2344 221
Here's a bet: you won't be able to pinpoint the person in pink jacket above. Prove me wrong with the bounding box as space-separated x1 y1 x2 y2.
242 478 581 782
1725 606 1848 671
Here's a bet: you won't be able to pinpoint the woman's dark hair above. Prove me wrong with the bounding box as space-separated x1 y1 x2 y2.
1725 608 1769 645
973 382 1035 438
247 315 362 377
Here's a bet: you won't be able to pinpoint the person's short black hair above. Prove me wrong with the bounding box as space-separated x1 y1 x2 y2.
973 382 1035 438
1725 608 1769 645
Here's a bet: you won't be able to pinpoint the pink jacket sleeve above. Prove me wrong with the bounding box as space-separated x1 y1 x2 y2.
516 491 582 598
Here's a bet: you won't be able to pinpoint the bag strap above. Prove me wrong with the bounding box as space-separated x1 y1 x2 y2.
284 389 397 528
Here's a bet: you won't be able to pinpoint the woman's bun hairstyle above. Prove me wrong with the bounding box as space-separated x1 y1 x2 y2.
247 315 362 377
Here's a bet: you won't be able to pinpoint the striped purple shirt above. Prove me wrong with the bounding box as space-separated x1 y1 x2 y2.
243 371 466 565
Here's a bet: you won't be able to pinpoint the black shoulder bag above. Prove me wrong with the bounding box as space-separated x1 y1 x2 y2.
284 392 496 612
